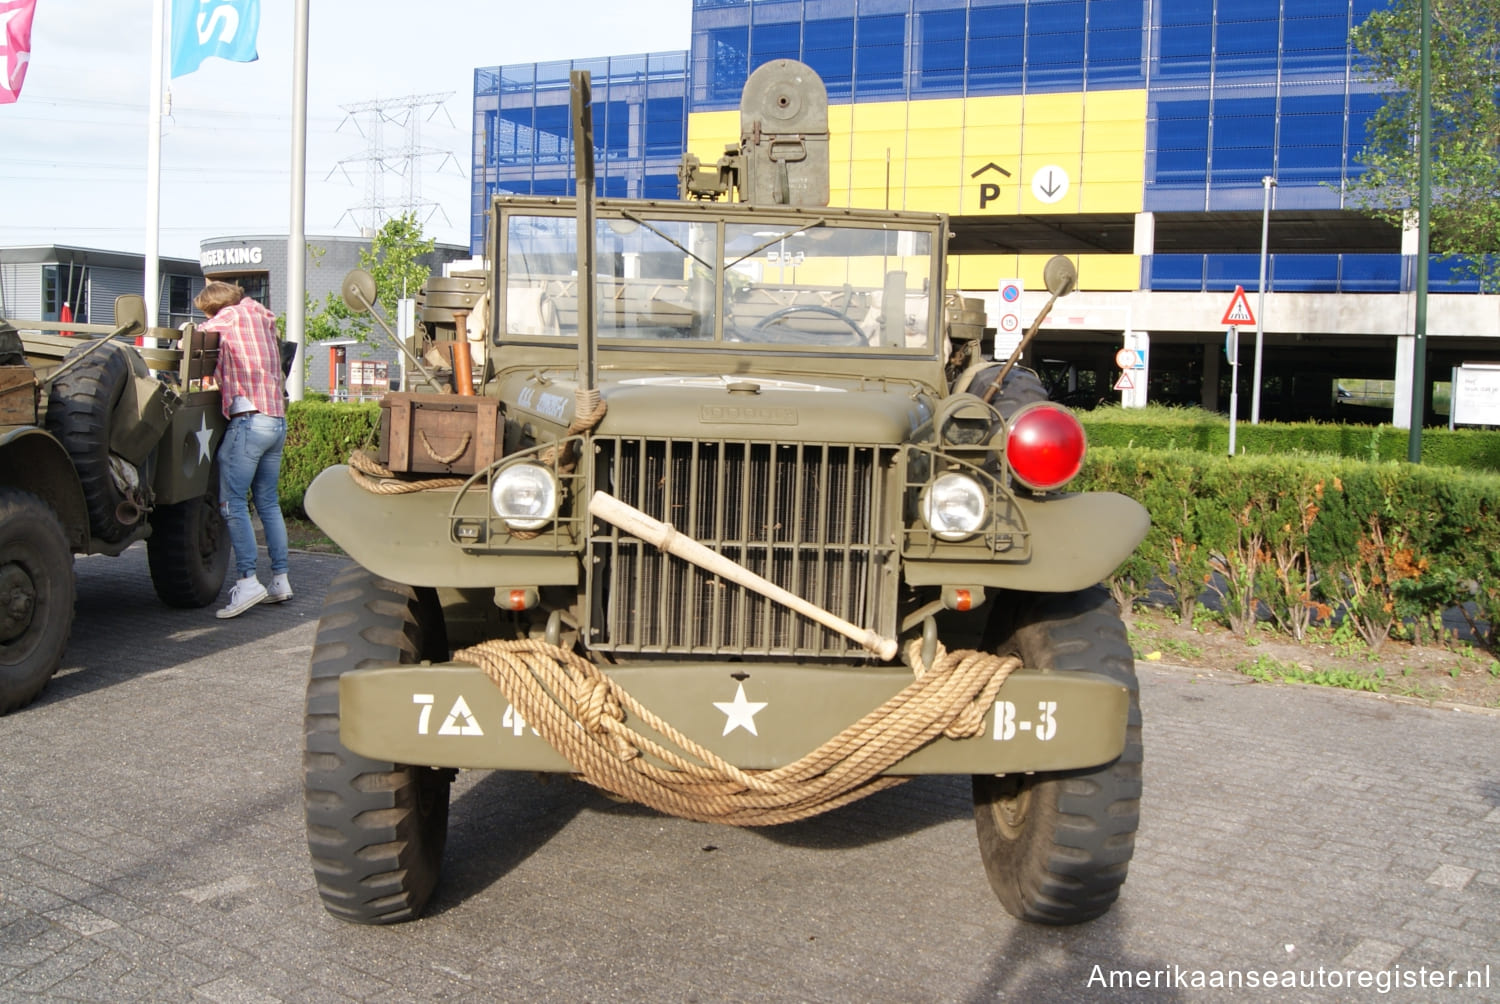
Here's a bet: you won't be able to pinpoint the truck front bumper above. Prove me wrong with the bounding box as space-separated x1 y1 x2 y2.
338 661 1130 775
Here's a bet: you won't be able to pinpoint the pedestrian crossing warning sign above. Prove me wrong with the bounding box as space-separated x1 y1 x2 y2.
1221 285 1255 326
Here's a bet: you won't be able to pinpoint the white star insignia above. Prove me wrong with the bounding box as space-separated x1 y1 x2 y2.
713 682 768 737
194 413 214 464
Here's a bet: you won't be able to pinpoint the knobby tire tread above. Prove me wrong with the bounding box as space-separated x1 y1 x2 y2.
303 564 451 925
974 585 1142 925
0 490 75 714
146 491 228 608
44 341 143 544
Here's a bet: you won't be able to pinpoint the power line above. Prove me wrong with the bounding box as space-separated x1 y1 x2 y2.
327 92 466 236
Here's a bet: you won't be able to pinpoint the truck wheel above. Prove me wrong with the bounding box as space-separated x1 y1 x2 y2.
964 364 1048 421
304 565 452 924
146 490 229 608
0 489 76 715
44 341 148 544
972 585 1141 925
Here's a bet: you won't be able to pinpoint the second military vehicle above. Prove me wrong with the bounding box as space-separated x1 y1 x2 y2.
1 302 229 714
301 62 1147 927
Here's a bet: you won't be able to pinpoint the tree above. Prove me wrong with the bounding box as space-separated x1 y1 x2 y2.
304 213 439 346
1348 2 1500 290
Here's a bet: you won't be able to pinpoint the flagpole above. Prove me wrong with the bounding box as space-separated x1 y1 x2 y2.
144 0 165 332
286 0 309 400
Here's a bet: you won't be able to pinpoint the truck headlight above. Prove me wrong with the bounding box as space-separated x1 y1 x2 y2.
490 464 557 530
921 472 986 540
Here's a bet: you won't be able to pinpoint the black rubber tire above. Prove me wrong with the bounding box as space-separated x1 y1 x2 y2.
972 585 1142 925
304 565 453 925
146 486 229 608
0 489 76 715
965 364 1049 422
44 340 149 544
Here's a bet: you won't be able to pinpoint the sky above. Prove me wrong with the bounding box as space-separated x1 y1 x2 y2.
0 0 691 261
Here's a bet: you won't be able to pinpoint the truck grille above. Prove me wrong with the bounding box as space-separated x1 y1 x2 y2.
588 437 894 657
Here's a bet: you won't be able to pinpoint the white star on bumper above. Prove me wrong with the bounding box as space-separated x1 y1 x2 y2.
713 682 768 737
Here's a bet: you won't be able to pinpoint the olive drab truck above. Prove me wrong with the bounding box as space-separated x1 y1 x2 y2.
0 298 230 714
302 61 1148 927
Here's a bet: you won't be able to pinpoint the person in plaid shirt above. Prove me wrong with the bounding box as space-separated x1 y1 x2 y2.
194 281 292 618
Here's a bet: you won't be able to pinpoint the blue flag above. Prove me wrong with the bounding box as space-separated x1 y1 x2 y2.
170 0 260 78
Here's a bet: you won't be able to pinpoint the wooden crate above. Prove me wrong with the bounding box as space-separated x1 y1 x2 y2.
378 392 504 476
0 366 38 425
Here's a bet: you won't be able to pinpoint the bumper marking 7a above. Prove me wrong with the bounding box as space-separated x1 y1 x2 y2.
414 693 486 736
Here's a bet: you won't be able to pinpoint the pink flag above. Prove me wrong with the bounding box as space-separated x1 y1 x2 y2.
0 0 36 104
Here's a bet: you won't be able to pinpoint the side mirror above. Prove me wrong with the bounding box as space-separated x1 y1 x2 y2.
114 293 147 331
341 269 378 314
1042 255 1078 298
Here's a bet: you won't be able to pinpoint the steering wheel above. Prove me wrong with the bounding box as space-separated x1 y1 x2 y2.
746 304 871 346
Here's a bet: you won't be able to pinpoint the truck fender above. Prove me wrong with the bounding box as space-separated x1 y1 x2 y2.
0 427 91 552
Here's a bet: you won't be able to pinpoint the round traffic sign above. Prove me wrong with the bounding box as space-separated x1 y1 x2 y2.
1115 348 1136 369
1001 284 1021 303
1000 314 1019 332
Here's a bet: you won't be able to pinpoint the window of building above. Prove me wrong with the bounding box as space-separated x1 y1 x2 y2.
804 16 855 99
42 265 60 320
854 14 906 98
917 8 966 96
708 26 750 103
168 274 195 327
1025 0 1086 93
1155 0 1213 82
967 3 1024 94
1087 0 1146 87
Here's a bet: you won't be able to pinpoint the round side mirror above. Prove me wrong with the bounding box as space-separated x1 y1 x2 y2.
1042 255 1078 298
341 269 377 313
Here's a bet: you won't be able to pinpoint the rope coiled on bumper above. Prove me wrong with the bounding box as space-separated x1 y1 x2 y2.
457 638 1020 826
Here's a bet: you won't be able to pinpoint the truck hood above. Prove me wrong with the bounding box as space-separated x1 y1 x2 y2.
570 373 934 443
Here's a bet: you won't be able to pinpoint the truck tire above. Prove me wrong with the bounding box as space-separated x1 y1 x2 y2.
972 585 1141 925
304 565 453 924
964 364 1049 421
44 340 149 544
0 489 76 715
146 488 229 608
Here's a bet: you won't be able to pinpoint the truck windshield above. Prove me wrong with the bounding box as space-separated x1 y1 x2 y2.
502 212 936 351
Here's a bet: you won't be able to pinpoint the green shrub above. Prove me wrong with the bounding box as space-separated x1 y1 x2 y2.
280 400 380 513
1080 404 1500 472
1081 446 1500 651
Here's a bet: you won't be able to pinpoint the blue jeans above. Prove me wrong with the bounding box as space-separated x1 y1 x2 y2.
218 413 289 581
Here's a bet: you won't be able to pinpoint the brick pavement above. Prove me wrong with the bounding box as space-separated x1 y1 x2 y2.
1 545 1496 1002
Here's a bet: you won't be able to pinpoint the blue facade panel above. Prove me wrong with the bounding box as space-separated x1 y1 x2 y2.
472 0 1443 296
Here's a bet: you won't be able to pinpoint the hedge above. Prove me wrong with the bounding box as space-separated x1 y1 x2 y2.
1080 403 1500 472
280 400 380 513
1081 446 1500 649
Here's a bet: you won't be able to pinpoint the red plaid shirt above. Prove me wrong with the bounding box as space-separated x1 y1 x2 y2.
201 298 286 419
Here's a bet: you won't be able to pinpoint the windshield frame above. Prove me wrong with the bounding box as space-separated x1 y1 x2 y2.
490 196 949 361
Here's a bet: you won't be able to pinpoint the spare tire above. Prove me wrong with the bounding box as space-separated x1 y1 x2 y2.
44 340 151 544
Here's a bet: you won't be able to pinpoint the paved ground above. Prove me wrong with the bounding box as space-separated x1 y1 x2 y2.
2 545 1497 1003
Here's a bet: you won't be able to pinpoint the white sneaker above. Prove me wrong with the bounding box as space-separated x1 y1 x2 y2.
217 576 268 619
265 573 293 603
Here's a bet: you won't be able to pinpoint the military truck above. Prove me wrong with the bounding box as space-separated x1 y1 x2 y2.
0 300 229 714
302 62 1148 927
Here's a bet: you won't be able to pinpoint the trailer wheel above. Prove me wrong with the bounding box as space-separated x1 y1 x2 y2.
0 489 75 715
44 341 149 544
304 565 453 924
972 586 1142 924
146 485 229 608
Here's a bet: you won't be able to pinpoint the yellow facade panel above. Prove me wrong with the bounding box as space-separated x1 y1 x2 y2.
949 253 1140 296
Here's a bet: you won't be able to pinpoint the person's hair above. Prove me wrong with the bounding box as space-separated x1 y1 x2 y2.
194 280 245 318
